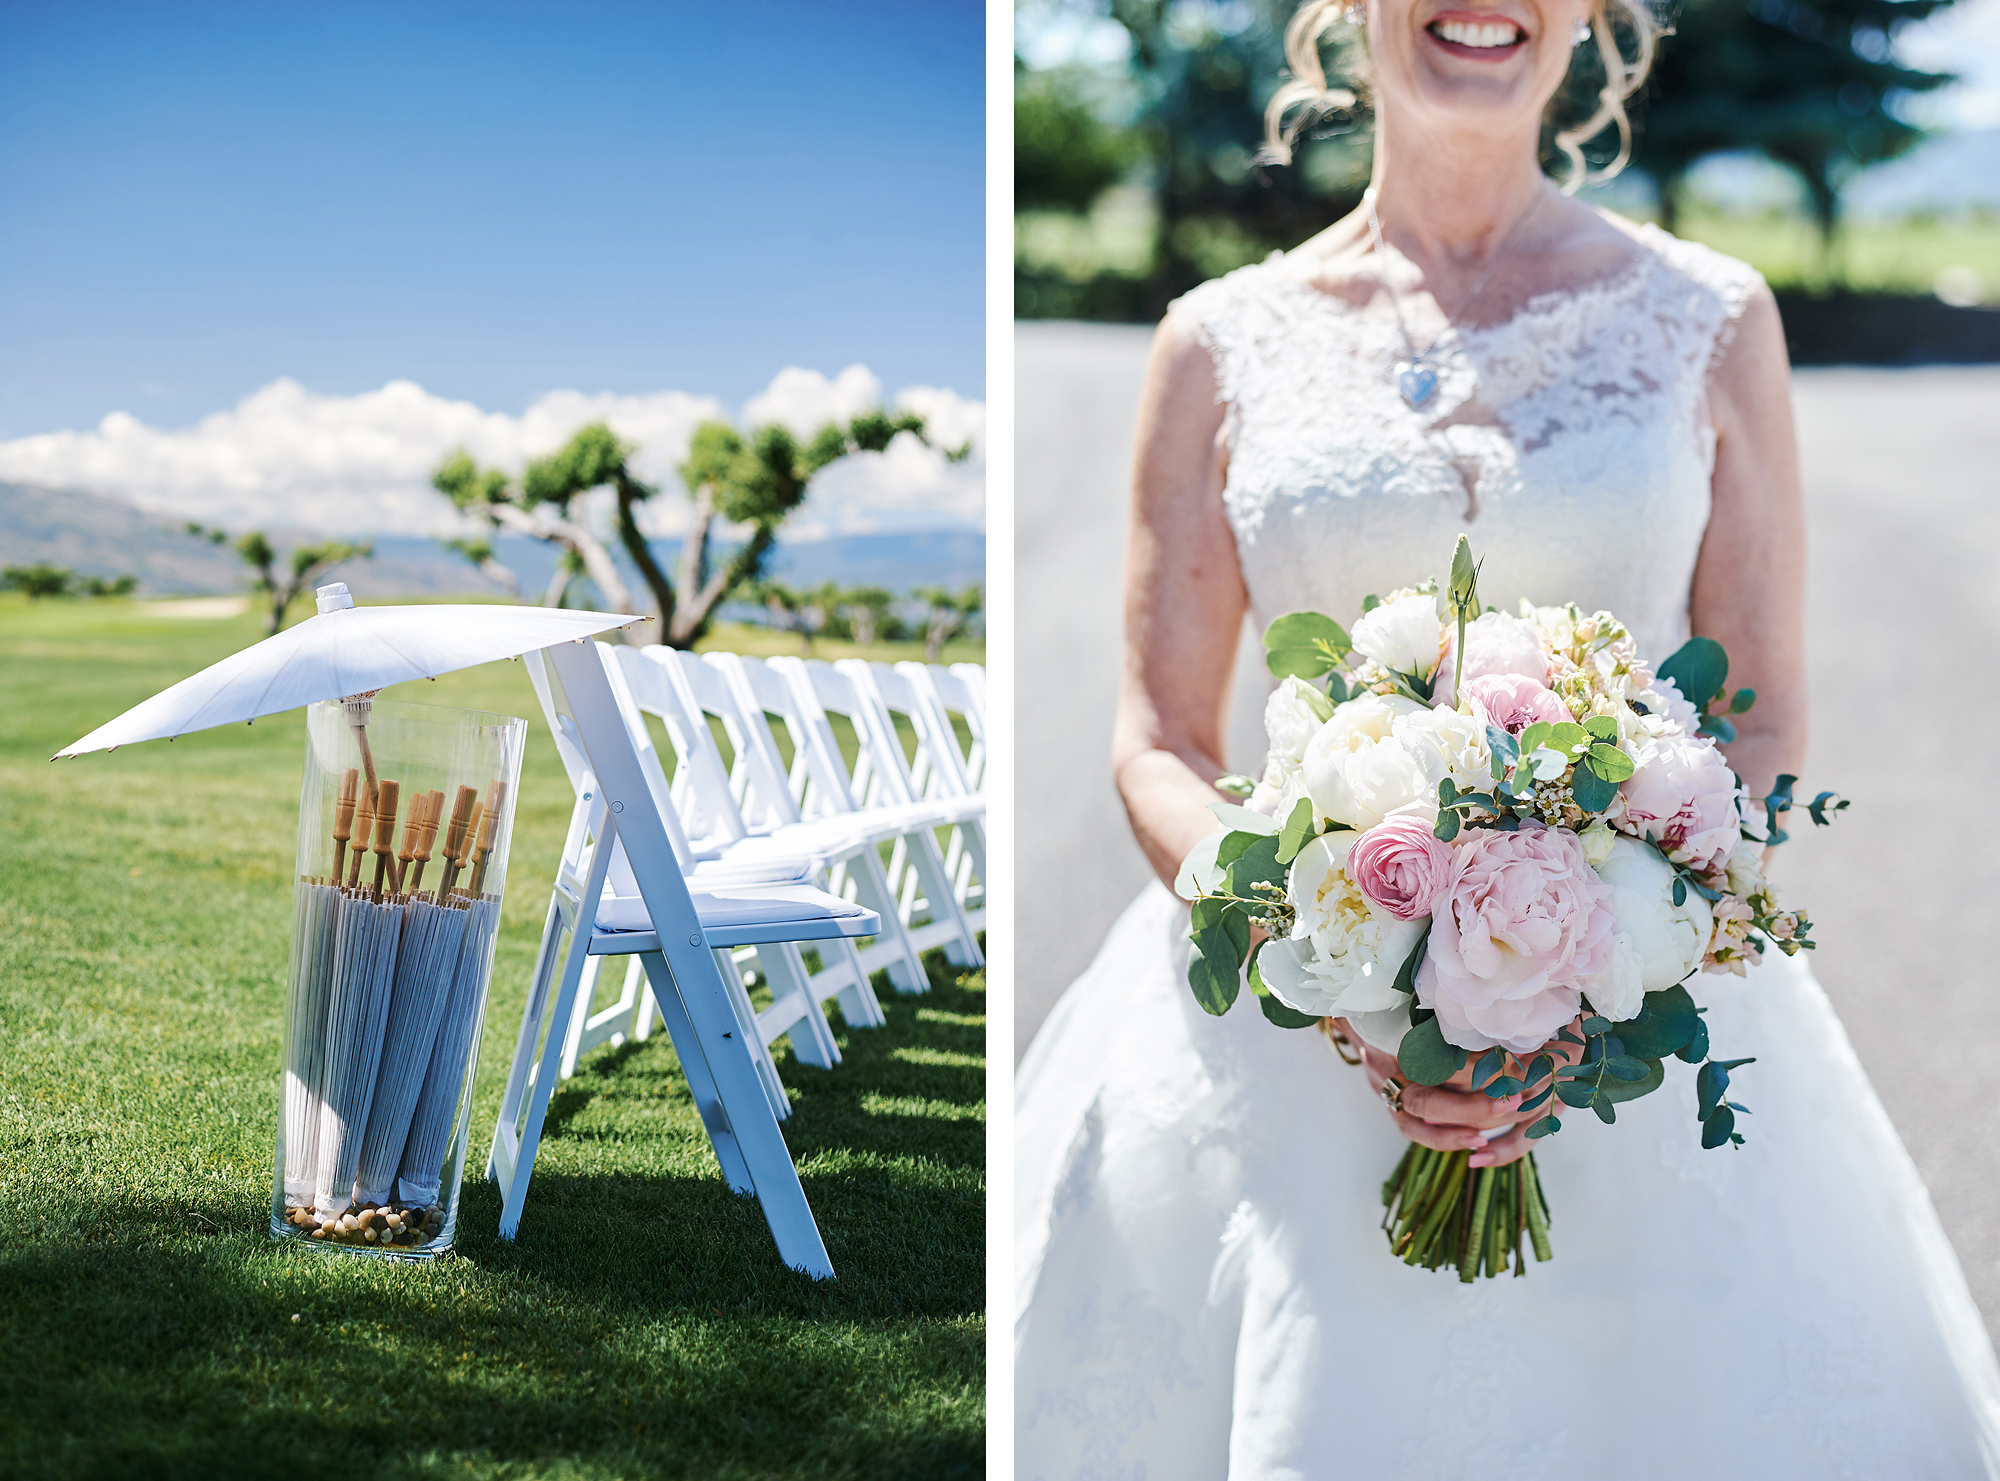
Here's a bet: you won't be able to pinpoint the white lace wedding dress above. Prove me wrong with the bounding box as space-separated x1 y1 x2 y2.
1014 226 2000 1479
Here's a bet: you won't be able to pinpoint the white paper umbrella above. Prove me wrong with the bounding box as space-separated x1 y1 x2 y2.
54 583 638 758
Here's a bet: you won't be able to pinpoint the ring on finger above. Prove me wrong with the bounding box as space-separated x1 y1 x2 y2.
1379 1077 1405 1114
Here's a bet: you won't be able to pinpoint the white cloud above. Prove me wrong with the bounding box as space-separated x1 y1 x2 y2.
0 365 985 540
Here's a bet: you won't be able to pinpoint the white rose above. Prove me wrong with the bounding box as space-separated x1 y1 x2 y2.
1301 692 1428 829
1350 591 1445 681
1580 837 1714 1022
1260 833 1421 1016
1577 820 1617 867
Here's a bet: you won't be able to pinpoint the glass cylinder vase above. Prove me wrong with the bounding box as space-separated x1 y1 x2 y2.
269 697 527 1258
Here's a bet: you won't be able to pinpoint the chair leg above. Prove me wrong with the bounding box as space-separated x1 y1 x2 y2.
903 826 983 969
752 942 841 1069
639 949 834 1279
824 936 888 1028
844 847 927 995
497 902 596 1240
714 948 792 1120
635 952 756 1193
489 895 570 1184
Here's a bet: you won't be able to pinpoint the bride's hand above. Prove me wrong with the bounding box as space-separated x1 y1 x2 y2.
1335 1019 1581 1170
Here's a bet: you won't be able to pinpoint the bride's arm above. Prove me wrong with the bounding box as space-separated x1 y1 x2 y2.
1693 285 1809 814
1112 312 1250 888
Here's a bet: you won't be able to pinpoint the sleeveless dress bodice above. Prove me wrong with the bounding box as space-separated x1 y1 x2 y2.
1177 223 1756 664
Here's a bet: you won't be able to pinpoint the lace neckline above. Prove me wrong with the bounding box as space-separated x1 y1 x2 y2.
1254 220 1677 354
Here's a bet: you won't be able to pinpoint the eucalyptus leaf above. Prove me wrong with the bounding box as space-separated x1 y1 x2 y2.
1593 1097 1618 1125
1729 687 1757 715
1583 715 1620 743
1263 610 1352 679
1519 1086 1554 1113
1601 1055 1653 1082
1696 1060 1730 1120
1698 714 1738 744
1600 1058 1666 1104
1391 923 1430 996
1580 1016 1615 1036
1187 935 1240 1016
1612 985 1700 1061
1525 1115 1562 1139
1470 1048 1505 1090
1547 721 1591 756
1555 1081 1597 1108
1433 809 1461 842
1585 743 1635 782
1397 1015 1465 1087
1276 796 1317 865
1675 1018 1710 1063
1571 765 1617 814
1657 635 1729 710
1223 834 1285 897
1486 725 1520 765
1516 721 1553 760
1701 1104 1737 1150
1325 670 1350 703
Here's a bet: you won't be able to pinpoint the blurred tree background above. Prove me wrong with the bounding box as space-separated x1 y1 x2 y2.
1016 0 2000 356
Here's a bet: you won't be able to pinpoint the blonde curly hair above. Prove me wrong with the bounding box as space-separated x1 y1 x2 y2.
1260 0 1660 190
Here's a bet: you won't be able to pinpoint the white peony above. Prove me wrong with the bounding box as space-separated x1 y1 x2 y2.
1639 674 1702 737
1579 837 1714 1022
1350 591 1446 681
1301 691 1428 829
1173 803 1278 901
1391 706 1492 798
1249 676 1333 818
1260 832 1422 1017
1723 838 1767 901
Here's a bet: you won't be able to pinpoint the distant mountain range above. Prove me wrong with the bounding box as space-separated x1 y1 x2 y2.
0 482 985 600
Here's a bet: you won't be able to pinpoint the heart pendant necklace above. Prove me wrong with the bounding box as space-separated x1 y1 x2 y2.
1365 187 1544 414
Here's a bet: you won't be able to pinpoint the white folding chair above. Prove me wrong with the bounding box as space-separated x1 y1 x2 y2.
771 657 984 968
930 663 987 793
518 647 857 1092
612 643 900 1025
488 639 879 1277
700 649 933 995
841 660 987 933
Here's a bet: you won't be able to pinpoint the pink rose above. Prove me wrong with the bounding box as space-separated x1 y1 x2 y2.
1461 672 1571 737
1621 731 1740 872
1349 814 1453 921
1418 823 1616 1053
1433 612 1550 708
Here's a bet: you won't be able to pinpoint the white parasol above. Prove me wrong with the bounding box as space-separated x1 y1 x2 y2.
54 584 638 759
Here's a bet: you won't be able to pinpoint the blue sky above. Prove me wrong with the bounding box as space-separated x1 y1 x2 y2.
0 0 985 441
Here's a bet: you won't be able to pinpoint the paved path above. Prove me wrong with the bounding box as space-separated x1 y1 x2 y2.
1015 319 2000 1333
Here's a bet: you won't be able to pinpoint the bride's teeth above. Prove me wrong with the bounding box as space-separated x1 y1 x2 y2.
1434 18 1523 45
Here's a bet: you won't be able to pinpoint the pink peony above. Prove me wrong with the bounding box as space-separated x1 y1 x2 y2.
1461 672 1571 737
1349 814 1454 921
1433 611 1550 708
1418 823 1616 1053
1621 731 1740 872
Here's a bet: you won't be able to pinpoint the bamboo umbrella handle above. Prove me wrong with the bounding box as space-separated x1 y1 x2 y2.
439 785 478 895
407 790 443 897
347 777 377 890
469 778 505 896
395 792 426 896
371 779 401 900
332 767 359 879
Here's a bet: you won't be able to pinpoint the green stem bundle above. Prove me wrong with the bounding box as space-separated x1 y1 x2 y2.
1380 1145 1554 1279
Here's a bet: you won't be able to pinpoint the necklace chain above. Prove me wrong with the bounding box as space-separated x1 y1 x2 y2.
1363 187 1546 384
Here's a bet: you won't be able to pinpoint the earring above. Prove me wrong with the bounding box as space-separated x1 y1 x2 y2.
1344 4 1366 24
1571 16 1592 44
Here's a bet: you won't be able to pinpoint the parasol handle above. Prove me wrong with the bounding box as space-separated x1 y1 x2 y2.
371 778 400 900
407 790 443 897
346 776 376 889
332 767 359 878
342 691 379 797
469 778 504 896
440 785 477 895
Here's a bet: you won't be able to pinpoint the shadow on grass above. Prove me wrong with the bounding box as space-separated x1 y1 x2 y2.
0 964 985 1481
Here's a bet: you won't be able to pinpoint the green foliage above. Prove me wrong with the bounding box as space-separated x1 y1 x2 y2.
78 574 139 598
1396 1016 1464 1087
0 601 982 1475
1261 610 1350 679
1 563 73 599
230 533 374 634
1249 944 1322 1029
1642 0 1956 242
1657 635 1730 711
1275 796 1316 864
1016 68 1140 210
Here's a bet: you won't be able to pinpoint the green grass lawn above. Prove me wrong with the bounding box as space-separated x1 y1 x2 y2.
0 593 986 1480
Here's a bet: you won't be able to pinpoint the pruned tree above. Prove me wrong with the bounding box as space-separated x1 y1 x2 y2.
915 583 983 661
433 440 636 620
234 532 374 634
749 578 841 654
434 407 968 650
80 574 138 597
2 563 72 599
838 585 898 647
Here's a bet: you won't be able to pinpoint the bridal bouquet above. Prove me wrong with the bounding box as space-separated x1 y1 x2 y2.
1179 537 1844 1281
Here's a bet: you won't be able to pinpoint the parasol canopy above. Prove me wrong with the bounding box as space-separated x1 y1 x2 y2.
55 583 639 759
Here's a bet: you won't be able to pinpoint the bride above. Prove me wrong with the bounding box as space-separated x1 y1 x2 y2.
1013 0 2000 1474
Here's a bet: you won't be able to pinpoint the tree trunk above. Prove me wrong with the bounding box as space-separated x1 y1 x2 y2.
666 523 777 648
925 610 959 661
672 485 716 641
542 559 573 608
490 505 639 632
479 555 520 598
616 481 676 642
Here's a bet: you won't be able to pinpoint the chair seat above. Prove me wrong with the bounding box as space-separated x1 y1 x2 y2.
590 883 880 952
